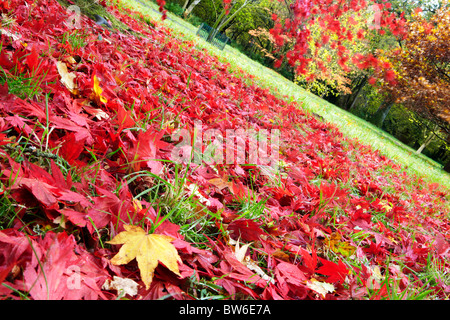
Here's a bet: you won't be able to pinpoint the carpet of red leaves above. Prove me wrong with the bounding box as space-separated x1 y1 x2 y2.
0 0 449 300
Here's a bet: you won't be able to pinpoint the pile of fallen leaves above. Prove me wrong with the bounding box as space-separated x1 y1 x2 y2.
0 0 449 300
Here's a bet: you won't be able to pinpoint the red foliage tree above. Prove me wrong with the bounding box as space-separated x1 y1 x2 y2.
375 6 450 133
268 0 407 80
373 4 450 171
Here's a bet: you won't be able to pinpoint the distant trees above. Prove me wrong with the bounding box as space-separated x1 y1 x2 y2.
206 0 260 43
373 3 450 171
181 0 202 18
268 1 406 82
377 4 449 164
375 5 450 135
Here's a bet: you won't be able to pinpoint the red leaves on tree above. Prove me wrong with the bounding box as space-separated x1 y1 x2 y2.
269 0 407 81
374 5 450 129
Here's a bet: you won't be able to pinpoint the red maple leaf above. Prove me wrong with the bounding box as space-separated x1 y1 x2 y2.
317 258 349 283
19 178 59 208
227 219 264 242
0 81 8 97
0 52 15 71
132 130 170 174
296 246 317 274
22 232 108 300
59 133 86 165
25 45 40 72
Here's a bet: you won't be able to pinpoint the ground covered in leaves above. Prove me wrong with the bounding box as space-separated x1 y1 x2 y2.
0 0 449 300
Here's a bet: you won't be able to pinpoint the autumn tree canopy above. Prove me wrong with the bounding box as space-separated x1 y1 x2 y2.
268 0 407 81
374 4 450 135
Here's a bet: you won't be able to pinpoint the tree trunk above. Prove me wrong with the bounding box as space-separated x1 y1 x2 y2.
416 134 434 154
371 99 394 128
183 0 201 18
207 0 250 42
416 124 439 154
216 4 246 33
444 160 450 173
181 0 190 14
347 77 367 111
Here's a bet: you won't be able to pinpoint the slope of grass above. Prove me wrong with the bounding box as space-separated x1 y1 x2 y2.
120 0 450 188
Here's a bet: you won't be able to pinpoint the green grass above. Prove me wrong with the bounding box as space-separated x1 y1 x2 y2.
0 66 47 101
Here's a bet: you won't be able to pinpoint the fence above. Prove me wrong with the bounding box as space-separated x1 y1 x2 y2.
196 23 229 51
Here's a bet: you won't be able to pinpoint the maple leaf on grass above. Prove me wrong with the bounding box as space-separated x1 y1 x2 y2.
317 258 349 284
20 232 108 300
107 225 181 289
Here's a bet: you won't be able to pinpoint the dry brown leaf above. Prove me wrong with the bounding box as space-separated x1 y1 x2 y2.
272 249 290 262
107 225 181 289
209 177 233 190
306 278 335 298
56 61 77 94
102 276 139 297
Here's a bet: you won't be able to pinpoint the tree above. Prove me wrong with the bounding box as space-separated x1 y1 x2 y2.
370 96 394 128
375 5 450 134
207 0 260 43
374 3 450 171
268 0 407 82
416 124 439 155
182 0 202 18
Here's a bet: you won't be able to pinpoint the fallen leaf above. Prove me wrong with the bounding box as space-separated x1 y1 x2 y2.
83 104 110 120
232 238 274 284
64 56 77 64
209 177 233 190
244 257 275 284
325 232 356 257
20 178 58 208
234 238 252 263
272 249 290 262
306 278 335 298
317 257 349 283
107 225 181 289
93 74 108 104
22 232 108 300
276 261 307 283
228 218 264 242
56 61 77 94
102 276 139 297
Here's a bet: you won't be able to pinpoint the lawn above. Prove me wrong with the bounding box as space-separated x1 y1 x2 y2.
0 0 449 301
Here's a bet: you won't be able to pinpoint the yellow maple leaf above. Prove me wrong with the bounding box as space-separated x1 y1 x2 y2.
107 225 181 289
93 75 108 104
